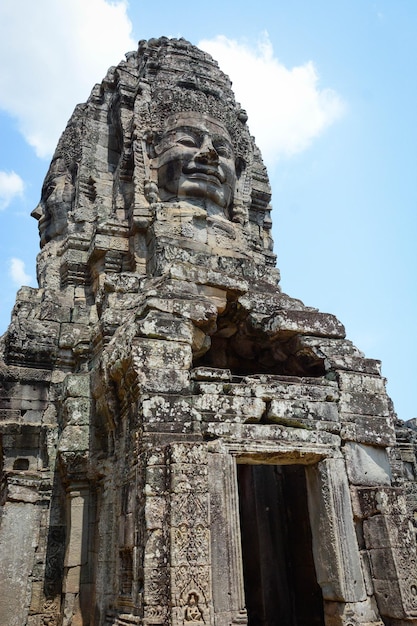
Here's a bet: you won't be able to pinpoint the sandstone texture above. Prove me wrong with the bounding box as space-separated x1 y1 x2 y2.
1 37 417 626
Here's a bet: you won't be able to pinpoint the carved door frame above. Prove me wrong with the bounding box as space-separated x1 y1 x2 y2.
207 439 371 626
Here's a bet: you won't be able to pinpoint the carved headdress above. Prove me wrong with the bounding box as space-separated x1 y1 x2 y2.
137 37 252 163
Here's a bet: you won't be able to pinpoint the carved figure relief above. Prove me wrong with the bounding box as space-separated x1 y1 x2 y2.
183 591 205 624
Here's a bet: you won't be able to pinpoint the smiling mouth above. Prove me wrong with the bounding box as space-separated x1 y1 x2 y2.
183 166 224 184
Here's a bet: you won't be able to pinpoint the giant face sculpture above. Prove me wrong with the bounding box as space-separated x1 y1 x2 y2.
152 112 237 213
31 157 75 247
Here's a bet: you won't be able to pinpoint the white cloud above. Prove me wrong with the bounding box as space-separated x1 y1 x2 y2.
0 171 24 209
198 34 345 167
9 257 33 286
0 0 136 158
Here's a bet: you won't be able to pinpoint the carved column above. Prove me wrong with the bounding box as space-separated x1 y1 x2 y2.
0 483 44 626
208 452 247 626
169 442 214 626
62 482 91 626
142 446 170 626
362 488 417 624
306 458 383 625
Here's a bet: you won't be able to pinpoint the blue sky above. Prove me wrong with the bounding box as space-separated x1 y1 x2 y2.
0 0 416 420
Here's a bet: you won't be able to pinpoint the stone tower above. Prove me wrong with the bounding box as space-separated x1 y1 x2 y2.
1 37 417 626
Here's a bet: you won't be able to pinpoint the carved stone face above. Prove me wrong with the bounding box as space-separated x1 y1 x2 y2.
31 158 74 246
153 112 236 212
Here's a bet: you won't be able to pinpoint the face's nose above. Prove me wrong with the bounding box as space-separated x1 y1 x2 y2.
195 135 219 164
31 203 44 221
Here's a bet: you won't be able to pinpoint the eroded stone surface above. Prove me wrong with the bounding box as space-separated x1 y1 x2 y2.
1 37 417 626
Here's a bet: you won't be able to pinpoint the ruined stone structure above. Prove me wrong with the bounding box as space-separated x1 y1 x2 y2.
1 37 417 626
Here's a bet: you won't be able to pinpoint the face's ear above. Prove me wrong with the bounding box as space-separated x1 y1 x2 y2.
144 130 157 159
235 156 245 179
230 157 249 225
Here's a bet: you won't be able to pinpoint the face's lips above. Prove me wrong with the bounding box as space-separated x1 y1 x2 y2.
38 213 49 229
182 165 225 184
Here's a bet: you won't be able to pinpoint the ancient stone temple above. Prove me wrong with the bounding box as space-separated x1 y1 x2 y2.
1 36 417 626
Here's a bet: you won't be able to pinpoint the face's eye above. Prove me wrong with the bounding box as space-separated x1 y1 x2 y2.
42 182 56 201
176 133 199 148
154 129 200 154
213 140 233 158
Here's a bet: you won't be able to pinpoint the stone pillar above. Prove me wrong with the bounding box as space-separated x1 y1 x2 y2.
169 442 214 626
0 498 42 626
306 458 366 602
0 424 59 626
306 458 383 625
142 445 170 625
208 452 247 626
62 482 90 626
363 489 417 624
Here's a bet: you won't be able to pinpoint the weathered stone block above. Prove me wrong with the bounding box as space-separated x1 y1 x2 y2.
58 425 89 452
63 397 91 426
144 497 167 530
142 394 198 423
0 408 21 420
351 487 382 519
62 373 90 398
137 368 190 393
170 462 208 494
146 447 168 467
258 309 345 338
193 393 265 422
145 465 167 496
59 323 90 349
123 513 136 549
368 547 398 579
196 284 228 313
250 376 340 402
91 233 129 253
6 318 60 366
65 495 87 567
268 397 339 422
339 390 390 416
132 338 192 370
193 380 241 396
169 442 207 466
8 483 44 503
168 261 248 294
363 513 414 549
373 579 406 618
344 443 392 486
136 311 194 343
191 367 232 381
338 372 386 393
341 414 395 446
144 529 167 567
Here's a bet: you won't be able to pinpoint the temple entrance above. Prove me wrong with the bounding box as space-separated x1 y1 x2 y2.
237 464 325 626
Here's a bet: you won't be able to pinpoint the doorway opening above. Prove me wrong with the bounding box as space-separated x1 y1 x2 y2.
237 464 324 626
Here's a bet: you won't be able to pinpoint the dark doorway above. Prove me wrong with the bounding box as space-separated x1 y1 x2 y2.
237 464 324 626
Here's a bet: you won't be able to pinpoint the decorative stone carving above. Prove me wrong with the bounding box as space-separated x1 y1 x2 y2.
1 36 417 626
183 591 205 624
